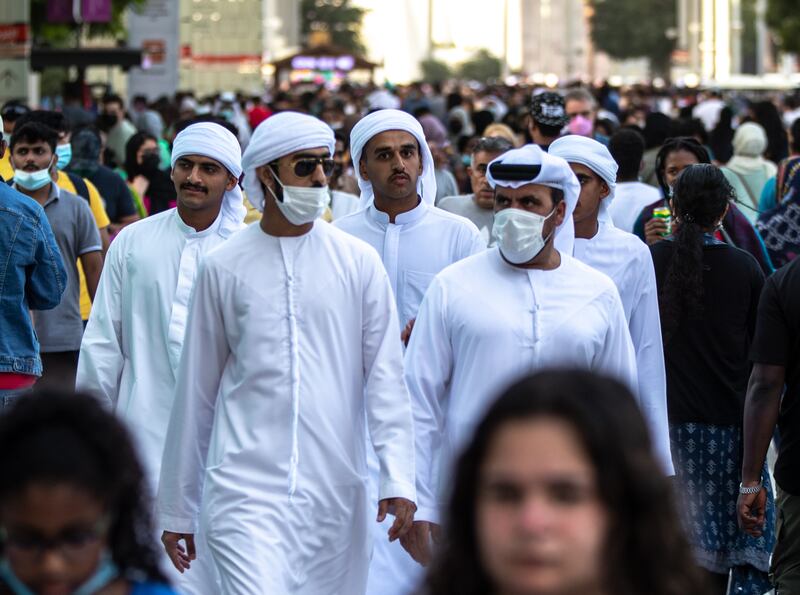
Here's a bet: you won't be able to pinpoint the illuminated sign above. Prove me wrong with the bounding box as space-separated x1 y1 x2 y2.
290 55 355 71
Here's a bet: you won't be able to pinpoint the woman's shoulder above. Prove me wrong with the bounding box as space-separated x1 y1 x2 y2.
130 582 180 595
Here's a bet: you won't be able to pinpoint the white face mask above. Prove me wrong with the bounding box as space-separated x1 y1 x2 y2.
266 170 329 225
492 206 557 264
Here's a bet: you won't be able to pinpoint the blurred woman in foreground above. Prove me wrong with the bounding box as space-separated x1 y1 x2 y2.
420 370 707 595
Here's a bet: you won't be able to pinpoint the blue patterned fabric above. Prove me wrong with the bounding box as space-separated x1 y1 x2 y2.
670 423 775 595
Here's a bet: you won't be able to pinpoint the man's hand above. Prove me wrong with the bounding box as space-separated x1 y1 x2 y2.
377 497 416 542
737 487 767 537
161 531 196 573
401 318 416 346
644 217 669 245
399 521 442 567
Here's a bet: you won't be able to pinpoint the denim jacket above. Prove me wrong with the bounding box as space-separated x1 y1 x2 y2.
0 181 67 375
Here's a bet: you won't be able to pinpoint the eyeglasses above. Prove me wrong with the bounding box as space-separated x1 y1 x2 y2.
1 517 110 562
272 157 336 178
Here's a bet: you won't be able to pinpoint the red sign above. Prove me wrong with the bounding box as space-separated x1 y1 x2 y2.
0 24 28 46
0 24 29 59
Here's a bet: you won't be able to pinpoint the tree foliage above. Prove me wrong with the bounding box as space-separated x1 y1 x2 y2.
30 0 146 46
588 0 676 76
300 0 367 54
420 58 452 83
458 49 502 81
767 0 800 54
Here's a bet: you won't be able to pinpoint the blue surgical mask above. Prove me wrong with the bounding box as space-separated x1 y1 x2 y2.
55 143 72 169
0 552 118 595
14 163 53 191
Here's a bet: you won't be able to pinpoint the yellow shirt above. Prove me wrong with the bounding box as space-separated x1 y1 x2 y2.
55 171 110 320
0 150 12 181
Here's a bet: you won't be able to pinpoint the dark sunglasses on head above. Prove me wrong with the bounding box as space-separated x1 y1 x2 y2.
274 157 336 178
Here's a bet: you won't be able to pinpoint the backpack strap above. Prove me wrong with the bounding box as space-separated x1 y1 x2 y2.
65 172 91 203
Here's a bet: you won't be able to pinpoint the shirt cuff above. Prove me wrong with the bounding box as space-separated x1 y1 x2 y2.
379 479 416 504
78 245 103 256
414 505 440 524
157 511 198 535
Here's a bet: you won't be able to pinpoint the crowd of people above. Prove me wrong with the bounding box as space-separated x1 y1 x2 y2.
0 78 798 595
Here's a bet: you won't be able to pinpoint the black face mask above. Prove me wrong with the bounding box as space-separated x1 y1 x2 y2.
140 152 161 175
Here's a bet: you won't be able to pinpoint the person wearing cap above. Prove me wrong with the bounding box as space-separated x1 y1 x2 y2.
335 109 483 595
403 144 638 566
550 134 673 474
156 112 417 594
0 102 30 180
528 91 568 151
77 121 247 592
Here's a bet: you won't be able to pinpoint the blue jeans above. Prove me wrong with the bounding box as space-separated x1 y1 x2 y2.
0 387 31 412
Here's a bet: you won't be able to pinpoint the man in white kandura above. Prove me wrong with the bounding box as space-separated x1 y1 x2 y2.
156 112 417 595
77 121 246 592
550 134 673 473
404 144 639 563
335 109 483 595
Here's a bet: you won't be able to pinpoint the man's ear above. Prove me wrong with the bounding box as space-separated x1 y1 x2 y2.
256 164 275 192
358 157 369 181
599 181 610 200
225 174 238 192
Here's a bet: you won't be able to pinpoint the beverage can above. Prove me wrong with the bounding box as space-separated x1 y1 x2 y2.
652 206 672 236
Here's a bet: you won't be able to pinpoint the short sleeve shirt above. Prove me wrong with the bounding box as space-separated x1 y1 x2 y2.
750 257 800 494
24 183 102 351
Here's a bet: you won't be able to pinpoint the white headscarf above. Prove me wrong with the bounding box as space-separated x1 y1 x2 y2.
171 122 247 236
733 122 768 158
549 135 618 223
486 144 581 254
241 112 335 212
349 109 437 205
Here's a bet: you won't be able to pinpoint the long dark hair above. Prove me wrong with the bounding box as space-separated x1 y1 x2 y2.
123 131 158 179
654 136 711 198
659 164 734 345
421 370 705 595
751 100 789 163
0 392 168 584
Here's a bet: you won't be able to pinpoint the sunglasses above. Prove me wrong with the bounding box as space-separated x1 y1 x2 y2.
273 157 336 178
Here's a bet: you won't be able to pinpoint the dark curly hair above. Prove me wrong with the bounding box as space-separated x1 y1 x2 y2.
654 136 711 198
420 370 706 595
659 164 734 345
0 391 168 584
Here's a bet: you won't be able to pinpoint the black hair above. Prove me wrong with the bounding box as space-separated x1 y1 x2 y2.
670 118 708 145
173 115 239 139
751 100 789 163
643 112 673 150
791 118 800 155
123 131 158 179
609 128 646 181
530 118 563 139
659 164 734 345
421 370 705 595
9 122 58 153
709 106 734 163
654 136 711 198
13 110 70 135
102 93 125 108
471 136 513 157
0 391 168 584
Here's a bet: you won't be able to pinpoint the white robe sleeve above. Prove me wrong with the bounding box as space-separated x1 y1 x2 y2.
594 288 640 399
76 236 126 406
458 221 487 260
157 261 229 534
403 278 453 523
628 258 674 475
361 252 417 504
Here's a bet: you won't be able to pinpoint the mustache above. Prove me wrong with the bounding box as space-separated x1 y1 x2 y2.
181 182 208 193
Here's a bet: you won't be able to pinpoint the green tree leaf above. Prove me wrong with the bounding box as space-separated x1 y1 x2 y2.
300 0 367 54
